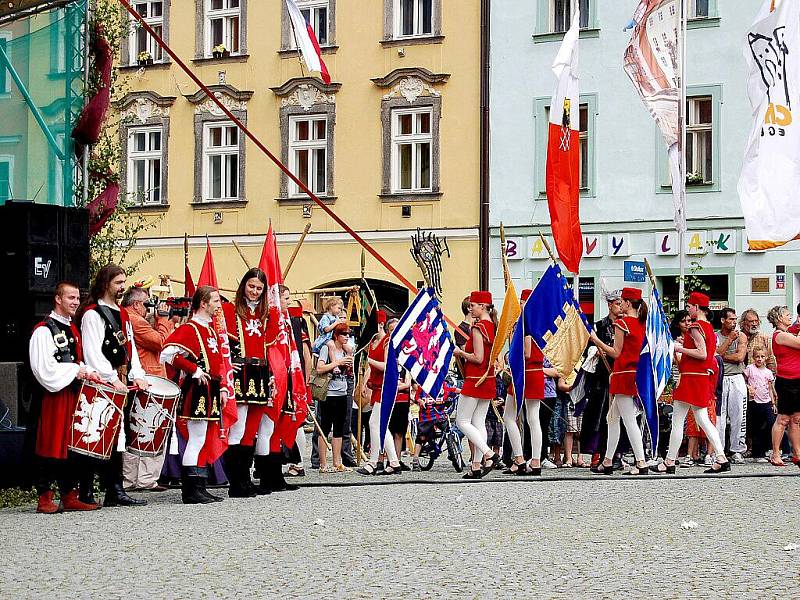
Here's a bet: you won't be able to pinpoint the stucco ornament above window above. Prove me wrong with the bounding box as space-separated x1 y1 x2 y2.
185 84 254 116
118 92 176 124
371 67 450 103
270 77 342 111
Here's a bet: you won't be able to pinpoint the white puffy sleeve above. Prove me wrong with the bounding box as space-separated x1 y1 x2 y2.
29 327 80 393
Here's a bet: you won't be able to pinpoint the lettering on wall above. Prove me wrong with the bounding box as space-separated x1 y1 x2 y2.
655 231 679 256
528 236 554 260
504 237 524 260
607 233 631 257
711 230 736 254
583 234 603 258
686 230 708 255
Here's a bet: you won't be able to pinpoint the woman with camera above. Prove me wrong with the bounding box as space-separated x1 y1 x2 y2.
315 322 355 473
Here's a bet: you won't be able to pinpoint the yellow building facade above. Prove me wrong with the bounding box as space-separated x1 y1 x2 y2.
119 0 482 318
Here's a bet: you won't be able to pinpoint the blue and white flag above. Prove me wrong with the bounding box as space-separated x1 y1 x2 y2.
380 288 454 444
636 286 673 452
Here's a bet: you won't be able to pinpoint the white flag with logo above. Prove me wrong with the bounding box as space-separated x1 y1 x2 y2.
738 0 800 250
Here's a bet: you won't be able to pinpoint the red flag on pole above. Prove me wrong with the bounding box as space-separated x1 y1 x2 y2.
545 9 583 275
260 223 309 450
184 265 195 297
197 238 218 288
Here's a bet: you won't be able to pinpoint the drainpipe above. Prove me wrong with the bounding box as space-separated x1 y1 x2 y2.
479 0 490 289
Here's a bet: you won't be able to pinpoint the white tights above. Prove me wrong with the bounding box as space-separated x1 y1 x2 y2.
667 401 725 461
367 404 399 466
604 395 646 462
183 420 207 467
503 395 523 458
227 404 249 446
456 395 491 460
524 399 542 461
294 427 306 467
254 414 275 456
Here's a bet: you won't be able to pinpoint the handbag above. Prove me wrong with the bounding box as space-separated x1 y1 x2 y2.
309 368 332 404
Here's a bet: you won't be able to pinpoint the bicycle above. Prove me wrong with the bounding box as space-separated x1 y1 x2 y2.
416 394 466 473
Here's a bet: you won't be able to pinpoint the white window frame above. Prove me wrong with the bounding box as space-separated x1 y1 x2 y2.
549 0 589 33
288 115 327 197
129 1 164 64
206 0 241 56
288 0 329 47
0 155 14 202
393 0 433 39
203 121 239 201
686 96 713 184
689 0 709 18
0 32 10 96
127 126 163 205
391 107 433 193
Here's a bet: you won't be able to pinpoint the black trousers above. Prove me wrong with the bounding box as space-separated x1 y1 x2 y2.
35 451 95 496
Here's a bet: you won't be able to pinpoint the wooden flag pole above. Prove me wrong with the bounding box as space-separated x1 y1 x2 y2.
476 223 514 387
283 222 312 279
232 240 251 269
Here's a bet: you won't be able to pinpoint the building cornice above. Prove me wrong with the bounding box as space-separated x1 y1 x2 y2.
184 84 254 104
270 77 342 97
133 228 479 249
116 90 177 111
371 67 450 88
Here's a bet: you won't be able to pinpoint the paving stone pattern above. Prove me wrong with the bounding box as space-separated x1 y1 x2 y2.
2 462 799 598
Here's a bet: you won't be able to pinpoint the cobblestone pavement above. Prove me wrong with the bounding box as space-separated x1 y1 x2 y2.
2 461 799 599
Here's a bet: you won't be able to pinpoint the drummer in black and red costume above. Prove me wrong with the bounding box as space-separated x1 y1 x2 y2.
78 263 149 508
29 282 100 514
160 286 228 504
221 268 270 498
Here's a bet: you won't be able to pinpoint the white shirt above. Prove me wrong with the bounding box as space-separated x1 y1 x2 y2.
160 314 212 380
81 299 145 384
29 312 90 393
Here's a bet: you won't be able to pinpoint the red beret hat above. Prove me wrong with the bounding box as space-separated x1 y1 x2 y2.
621 287 642 302
376 310 387 324
469 290 492 305
520 289 533 302
687 291 710 308
288 306 303 318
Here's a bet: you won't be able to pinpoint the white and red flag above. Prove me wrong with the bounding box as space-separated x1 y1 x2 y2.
623 0 685 233
738 0 800 250
545 9 582 275
285 0 331 84
258 223 309 451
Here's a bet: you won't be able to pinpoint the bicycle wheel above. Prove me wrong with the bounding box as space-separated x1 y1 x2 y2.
418 441 437 471
447 432 465 473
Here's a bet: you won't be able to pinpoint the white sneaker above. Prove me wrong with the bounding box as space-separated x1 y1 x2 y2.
704 454 713 466
731 452 745 464
541 458 558 469
755 457 769 463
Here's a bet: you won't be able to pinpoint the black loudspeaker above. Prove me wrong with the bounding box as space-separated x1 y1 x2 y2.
0 201 89 363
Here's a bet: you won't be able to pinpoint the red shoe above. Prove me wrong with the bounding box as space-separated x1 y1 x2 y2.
61 489 100 511
37 491 63 514
590 453 601 468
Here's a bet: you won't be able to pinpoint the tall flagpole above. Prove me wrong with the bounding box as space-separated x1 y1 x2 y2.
678 0 688 305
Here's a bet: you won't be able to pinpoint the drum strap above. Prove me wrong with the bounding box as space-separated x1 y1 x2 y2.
44 317 75 364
